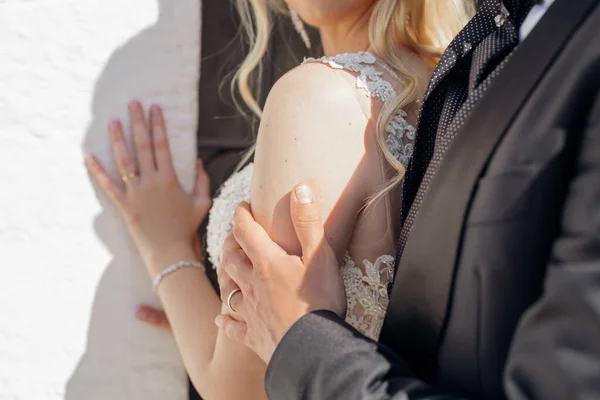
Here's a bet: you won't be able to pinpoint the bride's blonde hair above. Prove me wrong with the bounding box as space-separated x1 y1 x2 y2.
234 0 475 200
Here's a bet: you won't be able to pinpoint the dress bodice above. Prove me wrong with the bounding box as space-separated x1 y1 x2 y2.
206 52 416 341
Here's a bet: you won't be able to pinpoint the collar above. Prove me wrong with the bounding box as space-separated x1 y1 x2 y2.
501 0 539 25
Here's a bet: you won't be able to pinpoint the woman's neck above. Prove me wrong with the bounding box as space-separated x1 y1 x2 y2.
318 8 372 56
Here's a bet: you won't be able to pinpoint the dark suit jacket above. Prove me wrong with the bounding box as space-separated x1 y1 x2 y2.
265 0 600 398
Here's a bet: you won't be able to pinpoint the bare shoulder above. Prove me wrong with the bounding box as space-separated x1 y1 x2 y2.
256 61 379 177
251 62 381 258
262 61 372 134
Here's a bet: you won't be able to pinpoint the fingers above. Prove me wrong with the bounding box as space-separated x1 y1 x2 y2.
128 101 155 175
192 160 211 220
85 155 125 212
220 248 253 298
225 287 244 315
218 269 244 317
109 119 140 185
232 202 282 266
149 104 174 174
223 231 242 254
218 266 237 299
219 234 249 310
290 184 326 262
215 314 248 346
135 305 172 332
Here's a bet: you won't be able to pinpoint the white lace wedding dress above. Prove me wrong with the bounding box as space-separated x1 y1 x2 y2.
206 52 416 341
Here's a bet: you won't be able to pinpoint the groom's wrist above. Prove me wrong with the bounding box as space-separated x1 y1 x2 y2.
269 310 343 365
265 310 351 397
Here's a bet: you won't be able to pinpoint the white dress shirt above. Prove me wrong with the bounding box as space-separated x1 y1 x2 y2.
520 0 556 40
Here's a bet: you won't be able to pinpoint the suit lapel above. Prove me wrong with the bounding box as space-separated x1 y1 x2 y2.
402 1 511 225
380 0 598 375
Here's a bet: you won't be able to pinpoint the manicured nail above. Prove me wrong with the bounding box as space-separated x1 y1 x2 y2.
294 185 314 205
129 101 141 110
85 155 99 169
151 104 160 113
110 120 120 130
135 306 147 318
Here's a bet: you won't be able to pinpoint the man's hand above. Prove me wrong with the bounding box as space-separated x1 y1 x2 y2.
215 184 346 363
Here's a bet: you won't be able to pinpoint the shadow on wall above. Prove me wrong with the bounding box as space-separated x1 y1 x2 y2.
66 1 198 399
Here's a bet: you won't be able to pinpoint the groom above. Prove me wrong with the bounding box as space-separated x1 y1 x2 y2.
218 0 600 398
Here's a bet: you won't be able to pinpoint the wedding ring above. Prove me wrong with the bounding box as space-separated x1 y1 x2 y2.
226 288 241 313
121 171 139 183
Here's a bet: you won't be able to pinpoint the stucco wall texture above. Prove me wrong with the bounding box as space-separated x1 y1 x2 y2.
0 1 201 398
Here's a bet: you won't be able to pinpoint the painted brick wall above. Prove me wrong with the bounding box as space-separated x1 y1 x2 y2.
0 1 200 398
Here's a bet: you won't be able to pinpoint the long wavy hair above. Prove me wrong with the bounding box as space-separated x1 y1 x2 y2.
233 0 475 200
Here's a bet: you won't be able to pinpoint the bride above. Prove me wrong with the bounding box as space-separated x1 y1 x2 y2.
86 0 473 398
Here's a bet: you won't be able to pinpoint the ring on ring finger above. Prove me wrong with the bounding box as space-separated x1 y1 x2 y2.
121 171 139 183
227 288 241 313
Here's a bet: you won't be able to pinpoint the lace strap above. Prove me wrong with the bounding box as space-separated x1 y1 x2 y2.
342 252 395 341
303 51 398 102
303 51 416 168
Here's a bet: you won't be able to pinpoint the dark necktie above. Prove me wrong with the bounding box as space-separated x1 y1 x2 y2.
396 0 538 265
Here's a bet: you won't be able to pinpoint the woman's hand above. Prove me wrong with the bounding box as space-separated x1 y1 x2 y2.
136 305 172 332
85 101 211 275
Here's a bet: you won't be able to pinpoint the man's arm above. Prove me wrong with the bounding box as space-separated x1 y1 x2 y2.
266 310 465 400
220 94 600 399
218 190 467 399
265 94 600 399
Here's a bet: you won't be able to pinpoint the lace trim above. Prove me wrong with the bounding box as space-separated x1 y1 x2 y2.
304 52 397 102
303 51 415 168
206 164 254 268
342 253 395 341
206 52 405 342
386 110 416 167
205 167 396 341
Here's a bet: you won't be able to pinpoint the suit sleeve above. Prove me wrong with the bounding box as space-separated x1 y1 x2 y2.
265 90 600 400
265 310 467 400
501 94 600 399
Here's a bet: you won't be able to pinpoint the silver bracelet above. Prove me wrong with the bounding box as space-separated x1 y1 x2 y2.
152 260 206 293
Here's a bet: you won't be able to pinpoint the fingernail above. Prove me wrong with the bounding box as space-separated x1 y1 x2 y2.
109 120 120 130
151 104 160 113
85 154 95 164
129 100 141 110
135 306 148 317
294 185 313 205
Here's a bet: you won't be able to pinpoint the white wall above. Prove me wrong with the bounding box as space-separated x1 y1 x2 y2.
0 1 201 398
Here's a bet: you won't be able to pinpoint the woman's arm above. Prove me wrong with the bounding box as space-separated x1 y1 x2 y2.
86 61 383 398
86 103 266 400
251 62 381 259
150 248 267 399
154 60 383 396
